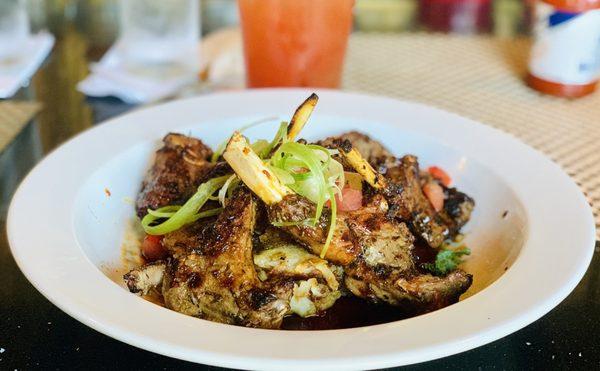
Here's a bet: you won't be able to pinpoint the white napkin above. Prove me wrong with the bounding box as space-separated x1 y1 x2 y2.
78 40 200 104
0 31 55 99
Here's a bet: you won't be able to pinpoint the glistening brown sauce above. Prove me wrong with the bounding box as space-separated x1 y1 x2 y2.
411 239 437 271
282 296 413 330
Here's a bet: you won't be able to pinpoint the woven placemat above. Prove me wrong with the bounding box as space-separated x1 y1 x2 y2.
343 33 600 238
0 101 41 153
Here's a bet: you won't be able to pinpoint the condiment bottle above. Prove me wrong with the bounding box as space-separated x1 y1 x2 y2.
526 0 600 98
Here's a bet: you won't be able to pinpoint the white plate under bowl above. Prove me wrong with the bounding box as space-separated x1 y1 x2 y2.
8 89 595 370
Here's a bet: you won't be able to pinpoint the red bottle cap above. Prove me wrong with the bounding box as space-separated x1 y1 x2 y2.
526 73 598 98
542 0 600 12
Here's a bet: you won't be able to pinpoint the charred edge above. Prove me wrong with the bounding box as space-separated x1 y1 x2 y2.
123 271 142 294
187 272 203 288
340 139 353 154
248 289 277 310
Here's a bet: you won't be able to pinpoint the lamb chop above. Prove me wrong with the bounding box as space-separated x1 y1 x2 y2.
136 133 214 218
223 133 472 312
126 186 341 328
322 131 474 247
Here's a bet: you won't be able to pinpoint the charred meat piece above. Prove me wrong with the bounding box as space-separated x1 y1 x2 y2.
345 267 472 312
383 155 450 247
341 197 471 312
126 188 341 328
319 131 396 170
328 134 469 247
136 133 214 218
124 261 166 295
438 186 475 236
271 193 472 312
268 194 359 265
223 129 472 314
160 188 290 328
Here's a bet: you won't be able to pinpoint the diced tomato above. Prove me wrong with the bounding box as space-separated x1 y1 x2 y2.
326 186 363 212
428 166 452 187
142 234 167 262
423 181 445 212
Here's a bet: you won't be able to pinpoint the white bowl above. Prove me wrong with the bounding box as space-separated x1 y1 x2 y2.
8 89 595 370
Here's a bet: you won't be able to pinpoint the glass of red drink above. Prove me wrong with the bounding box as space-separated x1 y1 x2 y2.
238 0 354 88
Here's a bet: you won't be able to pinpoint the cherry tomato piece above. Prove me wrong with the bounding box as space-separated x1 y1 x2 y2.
327 186 363 212
142 234 167 262
428 166 452 187
423 182 445 212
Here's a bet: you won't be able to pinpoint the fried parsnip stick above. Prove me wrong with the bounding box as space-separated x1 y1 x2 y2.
287 93 318 142
224 132 358 265
223 132 291 204
338 146 388 190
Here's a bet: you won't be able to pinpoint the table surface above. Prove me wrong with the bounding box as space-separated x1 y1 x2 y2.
2 14 600 371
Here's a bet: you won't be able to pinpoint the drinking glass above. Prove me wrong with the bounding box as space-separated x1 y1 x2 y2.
0 0 30 59
238 0 354 88
119 0 200 66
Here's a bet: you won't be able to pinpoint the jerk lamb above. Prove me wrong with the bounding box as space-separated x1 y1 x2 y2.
125 93 474 329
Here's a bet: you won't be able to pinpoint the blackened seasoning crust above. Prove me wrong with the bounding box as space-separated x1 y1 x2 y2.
321 131 475 248
160 188 292 328
135 133 214 218
267 192 472 312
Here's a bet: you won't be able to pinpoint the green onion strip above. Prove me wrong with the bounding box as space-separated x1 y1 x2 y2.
142 175 229 235
269 141 344 257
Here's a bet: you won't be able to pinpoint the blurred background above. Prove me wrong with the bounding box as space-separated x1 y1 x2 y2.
6 0 534 146
26 0 531 42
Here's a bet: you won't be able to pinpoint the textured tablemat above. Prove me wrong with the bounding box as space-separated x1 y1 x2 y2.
0 101 41 153
343 33 600 238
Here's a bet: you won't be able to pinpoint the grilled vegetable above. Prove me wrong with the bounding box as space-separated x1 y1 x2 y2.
338 145 387 190
287 93 318 142
224 132 292 205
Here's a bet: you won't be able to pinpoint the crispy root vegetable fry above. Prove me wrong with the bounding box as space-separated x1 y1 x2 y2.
287 93 318 142
339 147 387 190
224 132 291 204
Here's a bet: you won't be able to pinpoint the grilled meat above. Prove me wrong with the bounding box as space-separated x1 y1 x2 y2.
324 132 474 247
438 186 475 236
224 130 472 312
164 188 291 327
128 95 477 327
268 194 359 265
268 193 472 311
342 198 471 311
126 188 341 328
124 261 166 295
383 155 450 247
136 133 214 218
319 131 395 169
345 268 472 312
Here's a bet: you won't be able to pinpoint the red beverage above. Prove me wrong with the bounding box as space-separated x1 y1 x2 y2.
238 0 354 88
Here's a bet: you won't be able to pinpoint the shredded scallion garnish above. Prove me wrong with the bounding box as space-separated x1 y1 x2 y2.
266 138 345 257
142 175 229 235
218 174 239 207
